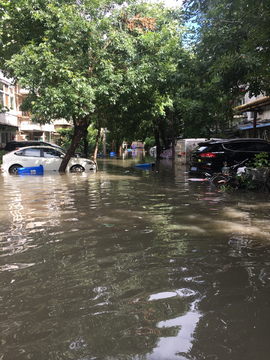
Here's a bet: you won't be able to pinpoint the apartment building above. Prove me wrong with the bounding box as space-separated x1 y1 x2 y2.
0 72 18 148
0 71 56 149
235 92 270 139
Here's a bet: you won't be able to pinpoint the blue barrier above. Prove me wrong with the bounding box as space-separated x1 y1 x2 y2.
18 165 44 176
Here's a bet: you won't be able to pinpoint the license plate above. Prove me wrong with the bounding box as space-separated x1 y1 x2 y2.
191 166 197 171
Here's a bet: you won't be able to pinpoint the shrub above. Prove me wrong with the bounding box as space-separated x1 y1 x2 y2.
0 150 8 166
249 152 269 169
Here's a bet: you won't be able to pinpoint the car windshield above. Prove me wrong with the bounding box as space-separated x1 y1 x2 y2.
197 146 208 152
204 143 225 152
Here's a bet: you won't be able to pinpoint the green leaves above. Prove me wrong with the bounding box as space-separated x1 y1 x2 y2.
1 0 133 123
184 0 270 96
1 0 234 144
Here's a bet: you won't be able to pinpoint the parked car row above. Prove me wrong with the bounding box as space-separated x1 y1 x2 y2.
3 138 269 176
1 145 96 174
189 138 270 174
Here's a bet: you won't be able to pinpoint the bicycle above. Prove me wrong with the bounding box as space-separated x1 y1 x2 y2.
244 168 270 194
205 159 249 190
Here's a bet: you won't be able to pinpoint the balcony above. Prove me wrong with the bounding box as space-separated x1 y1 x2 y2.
20 120 54 132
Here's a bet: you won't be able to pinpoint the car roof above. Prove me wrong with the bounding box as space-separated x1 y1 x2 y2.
14 145 65 151
5 140 64 151
7 140 53 145
198 138 269 146
8 140 38 143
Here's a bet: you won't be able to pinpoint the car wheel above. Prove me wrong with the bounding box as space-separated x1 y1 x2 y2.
211 174 228 187
9 164 22 174
70 165 85 173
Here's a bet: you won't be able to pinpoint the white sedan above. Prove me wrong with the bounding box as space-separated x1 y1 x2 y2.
1 146 96 174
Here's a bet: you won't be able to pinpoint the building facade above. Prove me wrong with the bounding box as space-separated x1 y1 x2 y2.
0 71 59 149
0 72 18 148
235 93 270 140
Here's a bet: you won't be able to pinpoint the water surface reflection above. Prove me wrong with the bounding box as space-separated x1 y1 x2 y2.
0 158 269 359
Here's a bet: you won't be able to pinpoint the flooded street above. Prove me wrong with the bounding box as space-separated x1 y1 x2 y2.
0 156 270 360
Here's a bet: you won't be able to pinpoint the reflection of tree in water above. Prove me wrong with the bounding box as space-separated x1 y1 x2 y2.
56 229 199 358
76 285 190 358
128 294 182 336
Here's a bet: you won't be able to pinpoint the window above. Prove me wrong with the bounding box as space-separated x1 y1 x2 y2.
43 148 63 158
202 144 224 152
224 143 240 150
209 144 224 152
224 142 256 151
0 81 16 110
15 150 25 156
10 95 14 110
197 146 208 152
254 142 270 152
0 82 4 107
23 148 41 157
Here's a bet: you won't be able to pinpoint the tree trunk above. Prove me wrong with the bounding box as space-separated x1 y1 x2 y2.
83 129 88 158
154 128 161 159
170 112 175 161
93 125 101 170
158 120 169 149
59 116 90 173
103 130 106 156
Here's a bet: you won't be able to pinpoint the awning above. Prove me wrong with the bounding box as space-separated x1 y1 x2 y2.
235 96 270 112
0 122 18 130
238 122 270 130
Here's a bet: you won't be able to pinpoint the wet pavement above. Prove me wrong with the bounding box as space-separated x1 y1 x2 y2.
0 156 270 359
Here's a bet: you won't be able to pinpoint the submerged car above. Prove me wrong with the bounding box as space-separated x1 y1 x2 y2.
189 138 270 174
1 146 96 174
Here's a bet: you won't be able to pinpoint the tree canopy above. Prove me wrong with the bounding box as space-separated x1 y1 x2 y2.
0 0 142 169
1 0 269 163
183 0 270 96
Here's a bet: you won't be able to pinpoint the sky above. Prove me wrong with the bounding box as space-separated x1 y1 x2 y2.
148 0 183 8
163 0 183 7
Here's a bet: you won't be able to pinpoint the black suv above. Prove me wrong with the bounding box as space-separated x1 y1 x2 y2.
189 138 270 174
4 140 63 152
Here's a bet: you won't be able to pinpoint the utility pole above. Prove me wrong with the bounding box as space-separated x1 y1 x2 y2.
253 111 257 138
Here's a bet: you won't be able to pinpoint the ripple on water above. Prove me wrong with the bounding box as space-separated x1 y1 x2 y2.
0 262 36 271
0 167 270 360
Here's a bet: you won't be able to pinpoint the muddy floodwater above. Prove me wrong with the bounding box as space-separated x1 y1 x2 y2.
0 156 270 360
